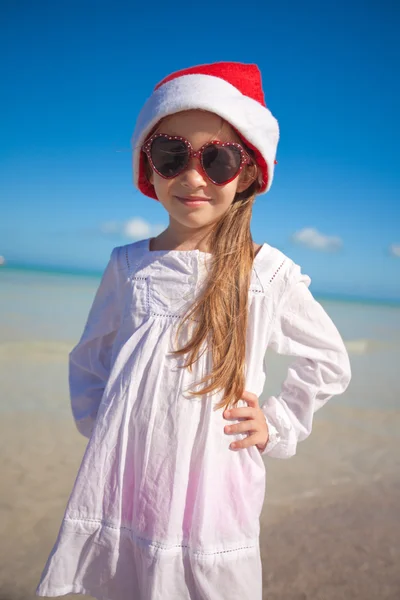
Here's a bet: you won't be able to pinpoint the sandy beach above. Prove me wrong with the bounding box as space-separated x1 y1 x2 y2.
0 269 399 599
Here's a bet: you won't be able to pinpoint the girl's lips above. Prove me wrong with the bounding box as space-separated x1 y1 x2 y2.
175 196 211 206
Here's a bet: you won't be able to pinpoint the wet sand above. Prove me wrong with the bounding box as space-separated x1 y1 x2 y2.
262 415 400 600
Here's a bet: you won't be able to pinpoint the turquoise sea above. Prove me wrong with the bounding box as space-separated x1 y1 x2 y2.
0 264 399 413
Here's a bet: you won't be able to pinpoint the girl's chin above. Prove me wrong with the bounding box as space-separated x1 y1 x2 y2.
173 213 214 228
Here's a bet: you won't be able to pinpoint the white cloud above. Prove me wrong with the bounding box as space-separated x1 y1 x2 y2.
101 218 165 240
123 218 151 239
292 227 343 252
389 244 400 258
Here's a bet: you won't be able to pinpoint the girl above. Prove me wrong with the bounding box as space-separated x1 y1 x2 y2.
36 62 351 600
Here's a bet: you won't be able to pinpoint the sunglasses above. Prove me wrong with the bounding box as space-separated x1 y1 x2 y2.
142 133 252 185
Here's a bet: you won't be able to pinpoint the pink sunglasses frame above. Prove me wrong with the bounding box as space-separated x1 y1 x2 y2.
141 132 252 186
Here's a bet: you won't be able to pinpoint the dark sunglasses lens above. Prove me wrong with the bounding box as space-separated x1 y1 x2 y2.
202 145 242 184
150 137 188 178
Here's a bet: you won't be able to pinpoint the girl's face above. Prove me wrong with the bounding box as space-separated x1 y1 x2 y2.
147 110 253 232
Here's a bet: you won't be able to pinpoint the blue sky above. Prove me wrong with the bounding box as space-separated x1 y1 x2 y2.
1 0 399 300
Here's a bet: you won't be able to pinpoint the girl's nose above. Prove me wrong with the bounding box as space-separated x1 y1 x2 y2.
180 157 207 189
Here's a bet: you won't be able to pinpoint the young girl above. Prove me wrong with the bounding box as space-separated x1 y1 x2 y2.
36 62 351 600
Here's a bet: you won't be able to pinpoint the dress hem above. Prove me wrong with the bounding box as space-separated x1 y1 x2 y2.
36 584 104 599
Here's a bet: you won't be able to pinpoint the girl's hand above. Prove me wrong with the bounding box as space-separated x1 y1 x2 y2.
223 390 269 452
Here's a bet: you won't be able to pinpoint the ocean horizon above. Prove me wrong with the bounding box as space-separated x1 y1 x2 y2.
1 260 399 308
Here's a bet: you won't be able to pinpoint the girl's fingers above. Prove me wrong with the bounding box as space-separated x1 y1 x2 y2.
230 434 260 450
225 419 257 435
224 407 255 420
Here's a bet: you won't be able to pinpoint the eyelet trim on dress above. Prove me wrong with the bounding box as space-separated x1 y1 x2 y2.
149 311 198 322
125 246 130 270
124 244 148 275
269 259 286 283
64 517 257 555
149 312 182 319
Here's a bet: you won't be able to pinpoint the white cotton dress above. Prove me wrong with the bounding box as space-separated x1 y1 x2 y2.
36 238 351 600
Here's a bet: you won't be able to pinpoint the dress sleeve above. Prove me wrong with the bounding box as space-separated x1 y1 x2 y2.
69 247 122 438
259 262 351 458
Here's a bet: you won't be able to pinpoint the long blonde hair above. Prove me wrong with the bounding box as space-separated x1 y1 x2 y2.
144 133 262 412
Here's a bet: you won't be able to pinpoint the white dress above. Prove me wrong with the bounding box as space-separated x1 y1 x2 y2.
36 238 351 600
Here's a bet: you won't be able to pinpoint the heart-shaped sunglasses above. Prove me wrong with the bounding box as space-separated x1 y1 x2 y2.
142 133 252 186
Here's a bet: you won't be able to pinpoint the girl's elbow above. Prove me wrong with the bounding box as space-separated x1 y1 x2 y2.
323 344 352 398
336 345 352 394
342 352 352 391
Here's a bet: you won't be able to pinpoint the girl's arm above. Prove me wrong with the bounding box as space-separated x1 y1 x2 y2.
69 247 122 438
259 262 351 458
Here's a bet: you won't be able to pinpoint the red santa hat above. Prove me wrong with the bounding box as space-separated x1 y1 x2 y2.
131 61 280 199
